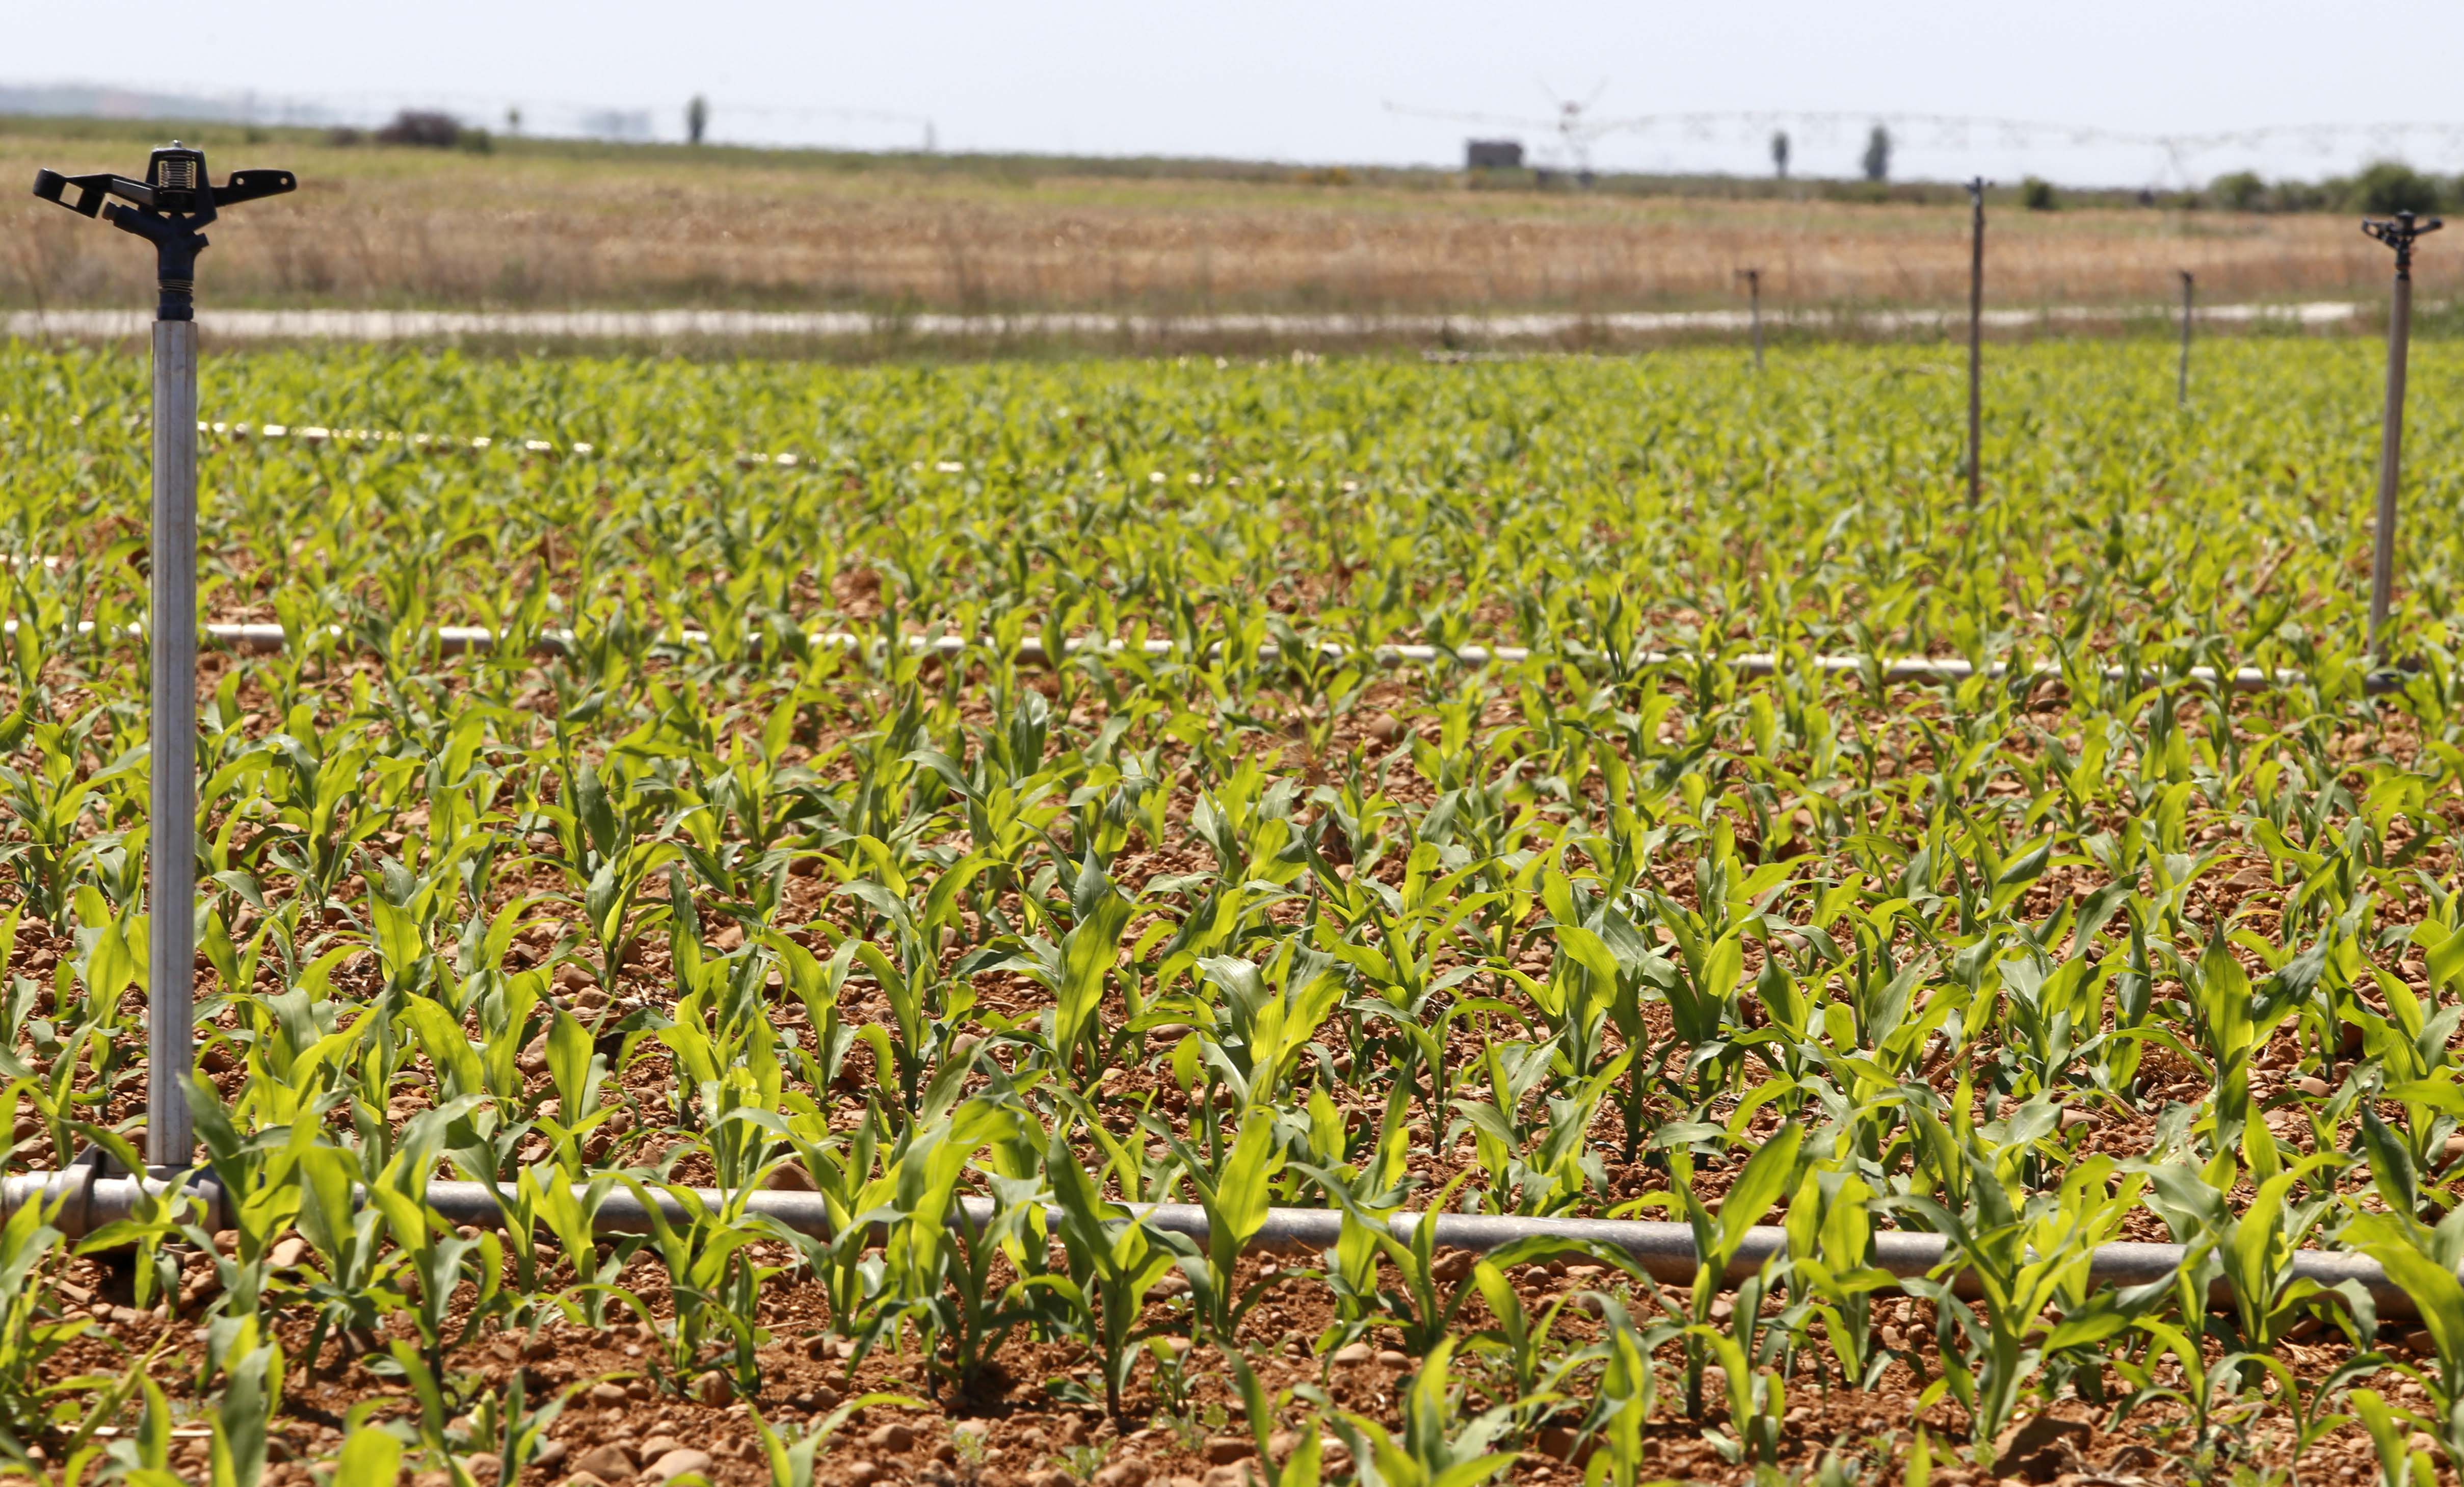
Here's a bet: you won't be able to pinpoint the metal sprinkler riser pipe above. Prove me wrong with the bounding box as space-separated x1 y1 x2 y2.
2 1173 2417 1321
1736 267 1763 374
2363 208 2441 661
149 318 198 1168
1965 176 1989 509
2177 269 2194 407
29 143 296 1170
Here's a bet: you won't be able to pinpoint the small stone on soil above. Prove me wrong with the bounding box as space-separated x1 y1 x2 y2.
646 1449 711 1482
572 1443 635 1479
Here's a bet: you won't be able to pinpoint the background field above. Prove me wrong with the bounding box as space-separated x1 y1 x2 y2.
0 118 2429 326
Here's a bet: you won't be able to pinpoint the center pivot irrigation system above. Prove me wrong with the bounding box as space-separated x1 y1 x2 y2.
10 144 2446 1317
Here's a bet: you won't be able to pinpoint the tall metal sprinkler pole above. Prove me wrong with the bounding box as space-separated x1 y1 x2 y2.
2362 208 2441 663
30 145 295 1169
1737 267 1764 373
148 300 200 1174
2177 270 2194 407
1966 177 1989 508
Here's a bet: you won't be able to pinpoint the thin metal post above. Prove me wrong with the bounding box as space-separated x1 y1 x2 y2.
2368 271 2413 662
2363 210 2441 662
148 319 198 1169
1739 268 1763 372
1966 177 1987 507
2177 270 2193 407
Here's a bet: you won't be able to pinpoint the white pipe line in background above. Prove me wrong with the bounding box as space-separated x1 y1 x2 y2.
0 617 2355 694
182 419 794 468
192 421 599 457
6 299 2369 345
17 426 2397 697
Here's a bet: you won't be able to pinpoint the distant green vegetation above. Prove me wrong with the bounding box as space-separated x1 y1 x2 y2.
2207 160 2449 216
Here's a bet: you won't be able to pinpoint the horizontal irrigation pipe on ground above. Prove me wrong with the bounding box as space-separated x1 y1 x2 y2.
173 416 1085 472
2 617 2369 695
0 1169 2413 1320
37 424 2412 700
5 299 2369 346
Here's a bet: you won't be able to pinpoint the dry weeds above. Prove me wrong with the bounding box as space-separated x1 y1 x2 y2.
0 128 2413 319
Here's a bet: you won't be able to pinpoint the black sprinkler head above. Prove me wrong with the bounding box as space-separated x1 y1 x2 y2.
32 140 298 319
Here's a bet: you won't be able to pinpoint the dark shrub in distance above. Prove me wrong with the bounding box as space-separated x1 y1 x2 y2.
376 111 463 149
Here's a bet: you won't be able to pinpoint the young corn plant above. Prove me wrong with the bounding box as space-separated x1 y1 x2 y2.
1160 1102 1290 1344
2345 1206 2464 1472
1219 1347 1328 1487
1046 1131 1188 1418
207 1338 286 1487
1894 1098 2149 1448
1576 1302 1665 1487
751 1392 930 1487
1656 1123 1802 1421
1330 1338 1520 1487
1783 1168 1897 1390
0 1192 93 1464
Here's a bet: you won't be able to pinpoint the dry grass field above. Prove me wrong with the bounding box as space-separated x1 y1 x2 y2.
0 118 2419 322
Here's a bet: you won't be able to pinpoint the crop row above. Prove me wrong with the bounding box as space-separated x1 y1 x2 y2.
0 339 2456 1485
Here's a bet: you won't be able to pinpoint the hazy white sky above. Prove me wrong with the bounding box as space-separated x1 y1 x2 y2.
13 0 2464 187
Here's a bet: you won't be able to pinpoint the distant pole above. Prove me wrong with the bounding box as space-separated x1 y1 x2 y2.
2177 270 2193 406
1738 268 1764 372
2362 209 2442 662
1966 177 1988 508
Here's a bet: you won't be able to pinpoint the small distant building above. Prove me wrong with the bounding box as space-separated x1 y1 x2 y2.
1466 139 1524 170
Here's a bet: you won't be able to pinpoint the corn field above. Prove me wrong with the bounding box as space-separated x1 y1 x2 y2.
0 337 2461 1486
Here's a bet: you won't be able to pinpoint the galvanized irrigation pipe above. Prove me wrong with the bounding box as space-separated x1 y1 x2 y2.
148 315 199 1171
2177 270 2194 407
3 617 2395 695
1965 177 1988 510
1737 268 1764 374
0 1171 2416 1320
2362 210 2440 663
